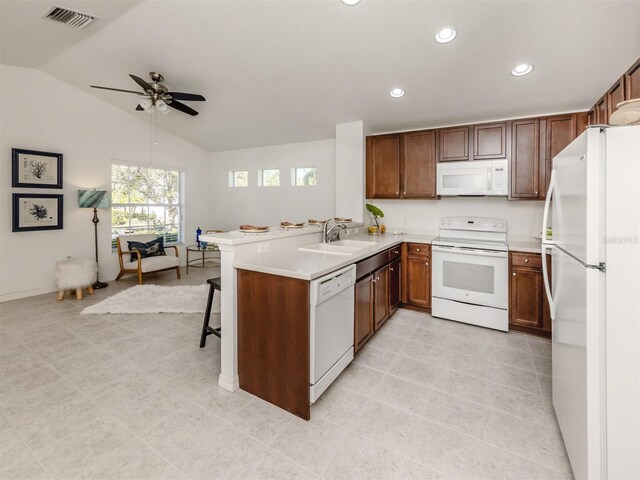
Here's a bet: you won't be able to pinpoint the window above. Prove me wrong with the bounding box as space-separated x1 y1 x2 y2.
229 170 248 187
293 167 317 186
259 169 280 187
111 163 185 248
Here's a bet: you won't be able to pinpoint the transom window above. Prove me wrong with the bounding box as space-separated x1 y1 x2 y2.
111 163 185 247
229 170 248 187
293 167 317 186
259 169 280 187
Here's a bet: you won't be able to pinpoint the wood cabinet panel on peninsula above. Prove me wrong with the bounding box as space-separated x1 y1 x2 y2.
354 274 374 352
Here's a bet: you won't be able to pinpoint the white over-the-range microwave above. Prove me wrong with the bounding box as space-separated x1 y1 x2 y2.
436 159 508 196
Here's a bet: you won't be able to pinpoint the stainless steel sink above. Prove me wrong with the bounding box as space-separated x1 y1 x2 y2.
298 240 377 256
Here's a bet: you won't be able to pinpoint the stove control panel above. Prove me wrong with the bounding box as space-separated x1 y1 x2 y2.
439 217 506 233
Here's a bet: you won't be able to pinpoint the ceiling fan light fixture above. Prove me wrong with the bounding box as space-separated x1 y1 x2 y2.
156 99 169 113
139 98 152 111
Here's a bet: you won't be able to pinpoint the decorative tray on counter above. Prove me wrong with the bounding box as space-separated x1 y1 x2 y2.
280 221 305 229
238 225 270 233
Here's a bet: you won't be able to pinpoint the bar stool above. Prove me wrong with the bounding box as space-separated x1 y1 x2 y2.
200 277 222 348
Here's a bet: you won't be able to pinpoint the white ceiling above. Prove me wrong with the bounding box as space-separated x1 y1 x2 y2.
2 0 639 152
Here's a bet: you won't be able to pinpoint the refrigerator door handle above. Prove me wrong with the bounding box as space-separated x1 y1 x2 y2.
541 169 556 244
541 244 555 320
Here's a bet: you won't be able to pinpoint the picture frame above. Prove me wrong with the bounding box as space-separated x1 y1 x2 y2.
12 193 63 232
11 148 63 189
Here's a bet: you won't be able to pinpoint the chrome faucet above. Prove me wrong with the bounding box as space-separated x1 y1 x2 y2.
322 220 347 243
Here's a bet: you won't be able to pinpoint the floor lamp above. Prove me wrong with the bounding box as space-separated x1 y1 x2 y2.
78 189 111 289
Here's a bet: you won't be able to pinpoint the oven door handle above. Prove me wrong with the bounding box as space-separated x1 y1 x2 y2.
432 246 507 258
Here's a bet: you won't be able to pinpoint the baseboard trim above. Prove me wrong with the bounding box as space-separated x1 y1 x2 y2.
0 287 56 303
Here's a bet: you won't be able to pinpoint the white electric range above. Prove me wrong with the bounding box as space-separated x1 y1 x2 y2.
431 217 509 332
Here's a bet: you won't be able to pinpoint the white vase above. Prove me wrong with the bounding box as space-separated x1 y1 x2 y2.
609 98 640 126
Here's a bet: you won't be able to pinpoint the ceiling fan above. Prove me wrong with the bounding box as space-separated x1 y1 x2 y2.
90 72 205 116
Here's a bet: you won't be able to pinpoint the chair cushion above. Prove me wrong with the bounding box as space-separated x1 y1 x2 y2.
122 255 180 273
127 237 166 262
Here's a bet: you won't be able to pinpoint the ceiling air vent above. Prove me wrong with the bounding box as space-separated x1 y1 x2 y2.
42 5 98 29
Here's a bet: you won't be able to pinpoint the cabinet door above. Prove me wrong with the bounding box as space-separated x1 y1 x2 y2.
510 119 539 199
472 122 508 160
607 77 626 121
594 96 608 125
575 112 589 137
587 109 596 126
509 267 543 329
366 134 401 198
407 255 430 308
373 266 389 330
402 130 437 198
354 275 374 352
438 127 469 162
540 114 577 199
388 258 401 314
625 58 640 100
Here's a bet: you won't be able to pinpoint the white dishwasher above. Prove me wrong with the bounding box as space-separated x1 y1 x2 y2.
309 264 356 403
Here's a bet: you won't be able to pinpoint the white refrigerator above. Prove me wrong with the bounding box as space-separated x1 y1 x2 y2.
541 125 640 480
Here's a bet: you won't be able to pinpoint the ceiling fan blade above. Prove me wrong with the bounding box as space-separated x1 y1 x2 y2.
136 104 144 111
167 92 206 102
129 74 154 92
168 99 199 116
91 85 146 96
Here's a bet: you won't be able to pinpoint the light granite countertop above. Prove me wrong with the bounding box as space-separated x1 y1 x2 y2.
234 232 437 281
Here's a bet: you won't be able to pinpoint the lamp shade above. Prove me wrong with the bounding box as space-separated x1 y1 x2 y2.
78 189 111 209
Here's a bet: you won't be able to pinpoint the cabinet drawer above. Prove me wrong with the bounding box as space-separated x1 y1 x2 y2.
407 243 430 257
511 252 541 269
388 245 401 261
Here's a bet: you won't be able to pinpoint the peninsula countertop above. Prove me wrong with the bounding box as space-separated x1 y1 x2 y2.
233 232 437 281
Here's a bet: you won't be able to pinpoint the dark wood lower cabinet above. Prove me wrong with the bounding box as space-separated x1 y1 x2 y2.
388 258 401 314
373 266 390 330
354 274 374 353
508 252 551 337
406 254 431 308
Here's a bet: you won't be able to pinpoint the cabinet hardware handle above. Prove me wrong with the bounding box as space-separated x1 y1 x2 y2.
416 248 420 252
425 262 429 266
524 258 529 263
513 272 517 276
390 268 394 272
535 191 538 195
393 250 398 254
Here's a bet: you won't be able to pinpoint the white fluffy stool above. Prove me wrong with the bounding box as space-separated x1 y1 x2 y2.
54 258 97 300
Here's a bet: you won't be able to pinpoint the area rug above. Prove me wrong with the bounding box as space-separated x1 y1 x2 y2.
81 284 219 315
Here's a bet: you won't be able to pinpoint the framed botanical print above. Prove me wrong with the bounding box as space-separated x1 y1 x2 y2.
12 193 63 232
12 148 63 188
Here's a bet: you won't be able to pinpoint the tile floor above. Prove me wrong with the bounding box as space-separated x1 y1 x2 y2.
0 266 573 480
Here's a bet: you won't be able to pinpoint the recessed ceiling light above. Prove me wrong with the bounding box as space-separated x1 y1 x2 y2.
435 27 456 44
341 0 361 5
389 88 405 98
512 63 534 76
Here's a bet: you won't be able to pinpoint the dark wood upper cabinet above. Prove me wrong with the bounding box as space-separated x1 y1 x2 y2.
594 96 608 125
625 58 640 100
607 76 626 121
540 114 577 200
510 119 540 199
388 258 401 314
472 122 508 160
575 112 589 137
402 130 437 198
438 126 469 162
366 134 400 198
354 275 374 353
587 108 596 126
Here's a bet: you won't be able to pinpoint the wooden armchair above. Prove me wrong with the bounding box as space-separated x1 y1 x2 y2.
115 234 180 285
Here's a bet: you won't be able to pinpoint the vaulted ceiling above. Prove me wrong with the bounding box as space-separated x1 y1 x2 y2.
2 0 639 152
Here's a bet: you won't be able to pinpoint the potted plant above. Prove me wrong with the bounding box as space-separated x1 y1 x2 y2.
366 203 385 235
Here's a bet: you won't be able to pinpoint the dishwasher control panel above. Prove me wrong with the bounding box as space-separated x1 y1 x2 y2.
310 265 356 306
